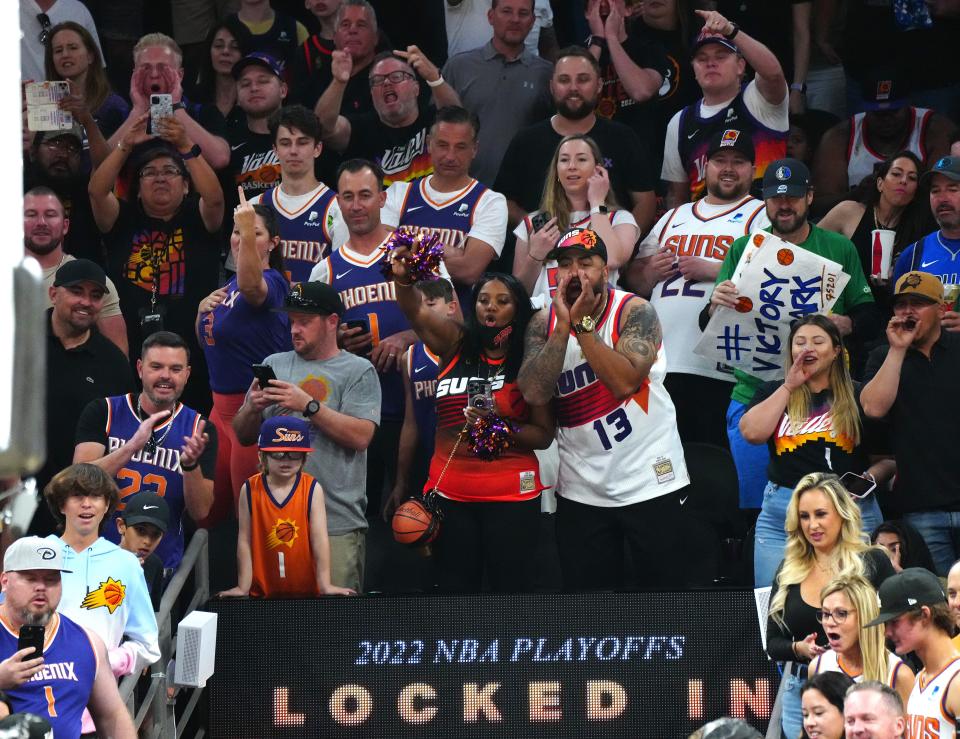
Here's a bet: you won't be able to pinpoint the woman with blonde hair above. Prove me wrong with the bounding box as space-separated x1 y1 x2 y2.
512 134 638 306
811 575 914 706
741 314 889 589
765 472 895 739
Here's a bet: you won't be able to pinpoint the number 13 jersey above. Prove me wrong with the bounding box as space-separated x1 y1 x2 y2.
547 288 688 507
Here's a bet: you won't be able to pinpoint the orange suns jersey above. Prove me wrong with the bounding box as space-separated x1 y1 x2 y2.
907 657 960 739
248 471 320 598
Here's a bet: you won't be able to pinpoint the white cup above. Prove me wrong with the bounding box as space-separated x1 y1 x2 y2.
870 229 895 279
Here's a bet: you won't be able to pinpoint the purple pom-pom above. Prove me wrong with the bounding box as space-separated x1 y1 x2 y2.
381 228 444 283
467 414 516 461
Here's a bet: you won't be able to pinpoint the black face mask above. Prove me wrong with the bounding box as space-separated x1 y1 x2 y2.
478 323 513 350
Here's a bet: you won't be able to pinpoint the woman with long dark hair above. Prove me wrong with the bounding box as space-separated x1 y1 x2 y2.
741 314 889 589
192 18 252 123
390 257 555 592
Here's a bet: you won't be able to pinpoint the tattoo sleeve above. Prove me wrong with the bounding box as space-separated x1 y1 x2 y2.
517 309 567 406
615 299 662 377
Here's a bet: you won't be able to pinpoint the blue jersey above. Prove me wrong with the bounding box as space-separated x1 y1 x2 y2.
100 394 203 570
260 185 338 283
199 269 292 393
319 243 411 421
894 230 960 285
1 613 97 739
406 342 440 460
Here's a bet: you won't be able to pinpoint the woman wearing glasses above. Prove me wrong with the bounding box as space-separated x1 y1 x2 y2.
765 472 895 739
741 314 889 590
811 575 914 706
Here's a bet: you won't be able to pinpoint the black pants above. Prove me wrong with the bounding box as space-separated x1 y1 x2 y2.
432 496 541 593
664 372 731 449
365 419 402 518
556 490 691 591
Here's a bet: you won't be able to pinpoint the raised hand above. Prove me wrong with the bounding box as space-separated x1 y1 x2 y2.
331 50 353 83
179 419 209 470
587 166 611 209
527 217 561 261
396 46 440 85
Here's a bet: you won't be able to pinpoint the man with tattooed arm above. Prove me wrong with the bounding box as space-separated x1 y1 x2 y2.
517 227 690 590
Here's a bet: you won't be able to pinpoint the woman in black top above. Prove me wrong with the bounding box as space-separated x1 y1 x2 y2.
765 472 895 739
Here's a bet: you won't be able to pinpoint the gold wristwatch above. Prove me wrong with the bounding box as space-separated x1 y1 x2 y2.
573 315 595 335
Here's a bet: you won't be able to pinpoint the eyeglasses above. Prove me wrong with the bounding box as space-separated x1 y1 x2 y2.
369 71 415 88
266 451 306 461
140 166 183 180
37 13 52 45
815 607 854 624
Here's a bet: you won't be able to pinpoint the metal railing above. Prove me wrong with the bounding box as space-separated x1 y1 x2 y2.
119 529 210 738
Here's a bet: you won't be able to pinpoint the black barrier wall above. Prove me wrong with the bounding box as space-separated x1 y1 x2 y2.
207 591 778 738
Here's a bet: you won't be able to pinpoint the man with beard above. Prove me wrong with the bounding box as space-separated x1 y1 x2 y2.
0 537 135 738
233 281 380 592
73 331 217 575
316 49 461 185
705 157 878 512
25 187 127 355
627 129 769 447
495 46 656 235
517 228 690 590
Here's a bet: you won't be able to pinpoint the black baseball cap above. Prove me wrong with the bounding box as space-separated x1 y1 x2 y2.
274 281 344 317
692 28 739 55
922 155 960 184
120 491 170 533
546 228 608 263
864 567 946 627
859 70 909 112
706 128 755 162
53 259 109 293
761 158 812 199
232 52 285 80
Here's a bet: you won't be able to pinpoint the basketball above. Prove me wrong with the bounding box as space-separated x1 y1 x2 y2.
735 297 754 313
392 500 436 545
776 248 794 265
275 521 297 543
103 579 125 609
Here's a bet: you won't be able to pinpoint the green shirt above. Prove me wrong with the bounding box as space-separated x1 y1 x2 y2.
714 224 874 405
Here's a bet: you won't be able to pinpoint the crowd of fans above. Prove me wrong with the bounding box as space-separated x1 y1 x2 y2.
8 0 960 735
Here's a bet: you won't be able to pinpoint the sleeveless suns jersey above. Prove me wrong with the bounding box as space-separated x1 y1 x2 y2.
407 341 441 459
646 197 766 380
259 184 338 283
677 92 786 200
812 649 907 689
396 177 488 252
0 613 97 739
247 471 320 597
429 352 544 502
907 656 960 739
847 107 932 188
100 394 203 570
548 289 689 506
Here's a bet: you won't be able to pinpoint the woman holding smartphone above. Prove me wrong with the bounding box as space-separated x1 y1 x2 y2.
512 135 638 307
740 314 890 589
196 187 291 524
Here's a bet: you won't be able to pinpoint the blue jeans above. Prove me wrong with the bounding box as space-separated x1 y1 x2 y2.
903 510 960 576
754 481 884 589
781 670 805 739
727 400 770 509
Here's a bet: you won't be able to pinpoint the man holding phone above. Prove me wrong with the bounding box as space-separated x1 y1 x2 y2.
862 272 960 575
0 537 136 738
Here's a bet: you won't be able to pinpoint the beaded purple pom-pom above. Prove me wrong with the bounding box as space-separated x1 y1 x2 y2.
381 229 444 283
468 415 516 461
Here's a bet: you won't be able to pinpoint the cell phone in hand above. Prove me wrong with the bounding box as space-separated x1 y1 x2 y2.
17 624 44 660
251 364 277 388
149 93 173 135
345 319 369 335
839 472 876 500
530 211 551 233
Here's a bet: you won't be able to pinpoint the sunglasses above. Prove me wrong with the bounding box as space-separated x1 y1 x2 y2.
38 13 52 45
265 451 306 461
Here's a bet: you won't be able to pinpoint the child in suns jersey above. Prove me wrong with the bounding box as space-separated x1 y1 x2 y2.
218 416 354 597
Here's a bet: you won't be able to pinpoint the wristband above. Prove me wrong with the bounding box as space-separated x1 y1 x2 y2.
724 24 739 41
790 83 807 94
426 75 445 89
172 101 185 112
180 143 202 161
117 141 130 154
590 205 609 216
181 460 199 472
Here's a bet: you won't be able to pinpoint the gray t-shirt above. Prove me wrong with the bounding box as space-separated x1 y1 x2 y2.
263 350 381 534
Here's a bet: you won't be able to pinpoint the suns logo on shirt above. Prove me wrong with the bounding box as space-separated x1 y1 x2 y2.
267 519 300 549
81 577 126 613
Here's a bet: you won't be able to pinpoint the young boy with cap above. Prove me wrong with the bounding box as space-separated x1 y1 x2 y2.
116 492 170 611
219 416 354 598
867 567 960 738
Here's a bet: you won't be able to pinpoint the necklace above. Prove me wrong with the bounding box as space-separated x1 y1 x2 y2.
137 396 174 455
873 204 901 231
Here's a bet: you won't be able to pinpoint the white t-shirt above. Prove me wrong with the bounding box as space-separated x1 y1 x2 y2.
21 0 105 83
661 80 789 182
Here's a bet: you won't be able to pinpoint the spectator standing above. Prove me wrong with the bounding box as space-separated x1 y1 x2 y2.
861 272 960 575
233 282 381 592
115 492 169 610
442 0 553 186
301 0 341 59
229 0 309 69
192 19 251 124
20 0 103 83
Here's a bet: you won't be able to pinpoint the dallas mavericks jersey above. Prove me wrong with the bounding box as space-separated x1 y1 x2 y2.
320 242 411 422
648 197 767 380
259 184 338 283
894 230 960 286
548 289 689 506
406 341 441 460
847 107 931 187
812 649 908 688
907 656 960 739
0 613 97 739
100 394 203 571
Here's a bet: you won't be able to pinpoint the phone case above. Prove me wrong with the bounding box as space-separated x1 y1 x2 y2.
27 106 74 132
25 81 69 106
150 95 174 135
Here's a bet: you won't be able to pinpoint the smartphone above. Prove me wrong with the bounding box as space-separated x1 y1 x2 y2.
530 211 551 233
251 364 277 388
149 93 173 135
467 378 495 411
17 624 44 660
345 318 369 335
839 472 877 500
